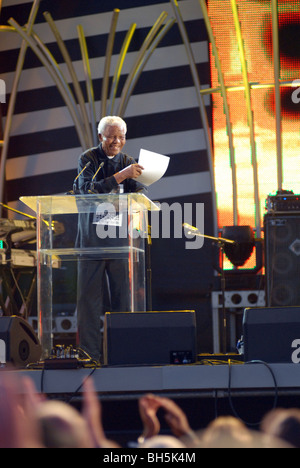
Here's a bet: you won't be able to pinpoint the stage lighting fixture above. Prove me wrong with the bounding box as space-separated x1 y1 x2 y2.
222 225 255 267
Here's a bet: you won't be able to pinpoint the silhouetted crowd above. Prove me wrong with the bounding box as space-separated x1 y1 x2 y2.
0 370 298 448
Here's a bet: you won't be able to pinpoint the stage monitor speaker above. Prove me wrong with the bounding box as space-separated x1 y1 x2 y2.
103 311 197 366
264 214 300 306
243 306 300 363
0 316 42 367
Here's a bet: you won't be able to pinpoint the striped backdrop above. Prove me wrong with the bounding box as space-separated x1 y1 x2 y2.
0 0 212 206
0 0 215 351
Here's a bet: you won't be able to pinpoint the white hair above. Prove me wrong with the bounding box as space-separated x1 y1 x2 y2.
98 116 127 135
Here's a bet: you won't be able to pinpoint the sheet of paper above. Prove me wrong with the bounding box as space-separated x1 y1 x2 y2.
134 148 170 186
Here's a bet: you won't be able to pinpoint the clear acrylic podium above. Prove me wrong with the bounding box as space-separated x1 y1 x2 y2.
21 194 159 359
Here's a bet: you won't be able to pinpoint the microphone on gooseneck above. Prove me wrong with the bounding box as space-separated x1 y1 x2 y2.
88 161 104 194
66 161 91 195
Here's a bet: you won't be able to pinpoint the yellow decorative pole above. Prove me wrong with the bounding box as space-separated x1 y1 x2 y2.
230 0 261 236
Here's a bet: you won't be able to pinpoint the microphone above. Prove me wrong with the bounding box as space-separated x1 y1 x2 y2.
66 161 91 195
183 223 236 245
88 161 104 193
183 223 199 234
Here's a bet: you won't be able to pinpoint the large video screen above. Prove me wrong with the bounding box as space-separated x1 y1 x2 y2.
208 0 300 235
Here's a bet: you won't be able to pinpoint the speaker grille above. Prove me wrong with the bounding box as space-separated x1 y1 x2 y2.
243 306 300 363
265 214 300 306
103 311 197 366
0 316 42 367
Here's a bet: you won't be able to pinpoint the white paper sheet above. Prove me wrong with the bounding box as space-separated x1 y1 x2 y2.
134 148 170 186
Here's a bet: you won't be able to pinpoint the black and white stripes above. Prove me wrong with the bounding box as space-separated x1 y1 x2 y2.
0 0 212 209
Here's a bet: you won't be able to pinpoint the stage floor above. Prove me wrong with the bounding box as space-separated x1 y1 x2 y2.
7 360 300 401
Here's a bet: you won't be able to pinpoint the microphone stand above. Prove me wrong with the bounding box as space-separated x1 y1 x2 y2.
183 224 236 354
88 162 104 194
66 161 91 195
146 222 152 311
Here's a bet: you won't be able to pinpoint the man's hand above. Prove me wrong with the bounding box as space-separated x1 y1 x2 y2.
138 394 193 441
138 394 161 440
114 164 144 184
158 396 193 438
138 394 193 440
82 378 120 448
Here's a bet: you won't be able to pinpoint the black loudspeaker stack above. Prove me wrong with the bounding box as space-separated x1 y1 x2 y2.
0 316 42 367
241 212 300 364
103 311 197 366
243 306 300 364
264 213 300 307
